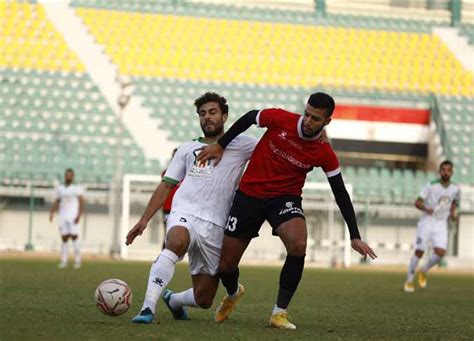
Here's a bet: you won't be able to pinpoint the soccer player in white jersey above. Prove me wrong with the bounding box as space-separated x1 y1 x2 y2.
49 168 85 269
404 160 460 292
125 92 257 324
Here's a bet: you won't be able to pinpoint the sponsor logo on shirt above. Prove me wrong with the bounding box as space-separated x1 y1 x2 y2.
189 148 212 178
279 201 304 216
269 141 311 169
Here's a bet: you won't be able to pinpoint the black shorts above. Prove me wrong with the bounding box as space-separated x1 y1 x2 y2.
225 190 305 239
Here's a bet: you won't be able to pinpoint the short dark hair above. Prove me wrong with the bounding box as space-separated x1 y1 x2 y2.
439 160 453 169
65 168 74 174
194 92 229 115
307 92 335 117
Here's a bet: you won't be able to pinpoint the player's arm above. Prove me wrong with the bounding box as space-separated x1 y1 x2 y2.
49 199 60 222
74 196 85 224
125 180 176 245
449 200 458 221
327 173 377 259
197 110 259 165
414 197 433 214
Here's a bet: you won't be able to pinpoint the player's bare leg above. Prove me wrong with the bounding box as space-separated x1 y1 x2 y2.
163 274 219 320
132 226 189 324
215 235 251 322
270 217 307 330
405 249 423 292
418 247 445 289
58 235 70 268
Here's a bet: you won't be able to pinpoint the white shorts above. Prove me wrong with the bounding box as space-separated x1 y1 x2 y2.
167 211 224 276
414 220 448 251
58 218 80 236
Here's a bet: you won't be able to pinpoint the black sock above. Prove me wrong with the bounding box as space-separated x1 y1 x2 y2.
219 267 240 296
276 254 305 309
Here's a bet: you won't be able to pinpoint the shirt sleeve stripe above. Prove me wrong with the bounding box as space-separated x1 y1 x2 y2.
256 109 263 127
326 167 341 178
163 176 179 185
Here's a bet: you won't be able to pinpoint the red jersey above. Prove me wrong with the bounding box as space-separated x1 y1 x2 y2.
238 108 340 198
162 170 179 212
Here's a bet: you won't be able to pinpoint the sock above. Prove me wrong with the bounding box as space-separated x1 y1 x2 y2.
276 254 305 310
406 255 420 282
72 240 81 264
272 305 287 315
421 254 442 273
219 267 239 297
60 241 68 264
142 249 179 314
169 288 199 310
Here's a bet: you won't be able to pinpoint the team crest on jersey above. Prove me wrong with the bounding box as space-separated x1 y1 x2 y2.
277 130 303 150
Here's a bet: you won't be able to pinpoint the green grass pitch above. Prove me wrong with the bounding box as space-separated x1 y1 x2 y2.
1 258 473 340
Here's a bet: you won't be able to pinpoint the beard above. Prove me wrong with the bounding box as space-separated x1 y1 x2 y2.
441 174 450 182
201 123 223 137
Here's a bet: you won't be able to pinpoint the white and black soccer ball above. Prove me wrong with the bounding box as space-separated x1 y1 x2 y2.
95 279 132 316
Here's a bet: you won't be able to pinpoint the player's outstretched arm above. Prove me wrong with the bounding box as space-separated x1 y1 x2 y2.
125 181 174 245
49 199 59 222
328 173 377 259
197 110 259 165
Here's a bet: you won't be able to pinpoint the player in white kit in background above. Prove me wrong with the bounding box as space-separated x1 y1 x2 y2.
49 168 85 269
125 93 257 324
404 160 460 292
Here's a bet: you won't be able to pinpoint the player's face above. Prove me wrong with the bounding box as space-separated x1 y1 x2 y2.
64 171 74 185
439 164 453 182
302 103 331 136
197 102 228 137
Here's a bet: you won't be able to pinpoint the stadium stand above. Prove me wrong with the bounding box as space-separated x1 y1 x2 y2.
1 1 472 200
0 2 160 184
73 5 473 96
459 24 474 45
65 1 473 203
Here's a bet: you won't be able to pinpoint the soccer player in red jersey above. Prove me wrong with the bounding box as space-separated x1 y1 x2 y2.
197 92 377 330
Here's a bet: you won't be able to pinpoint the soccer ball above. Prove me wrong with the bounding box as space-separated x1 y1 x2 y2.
95 279 133 316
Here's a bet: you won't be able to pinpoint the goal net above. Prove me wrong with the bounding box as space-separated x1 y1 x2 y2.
120 174 353 267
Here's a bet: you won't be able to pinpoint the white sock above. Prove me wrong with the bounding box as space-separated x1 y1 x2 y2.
272 305 287 315
169 288 199 310
60 241 68 264
421 254 442 273
142 249 179 314
229 285 240 299
72 240 81 264
406 255 420 282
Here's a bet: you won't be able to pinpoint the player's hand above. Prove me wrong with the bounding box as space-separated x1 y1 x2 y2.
125 220 147 246
74 216 80 224
196 144 224 166
351 239 377 260
49 213 54 223
318 129 330 143
449 212 458 222
425 207 434 215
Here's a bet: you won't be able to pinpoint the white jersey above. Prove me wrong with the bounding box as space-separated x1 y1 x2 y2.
56 184 84 221
418 180 460 225
163 135 258 227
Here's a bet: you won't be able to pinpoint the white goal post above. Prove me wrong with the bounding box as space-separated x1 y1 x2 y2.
120 174 162 259
303 182 353 268
120 174 353 267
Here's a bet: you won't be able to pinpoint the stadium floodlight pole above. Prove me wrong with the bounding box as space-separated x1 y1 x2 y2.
110 76 132 257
